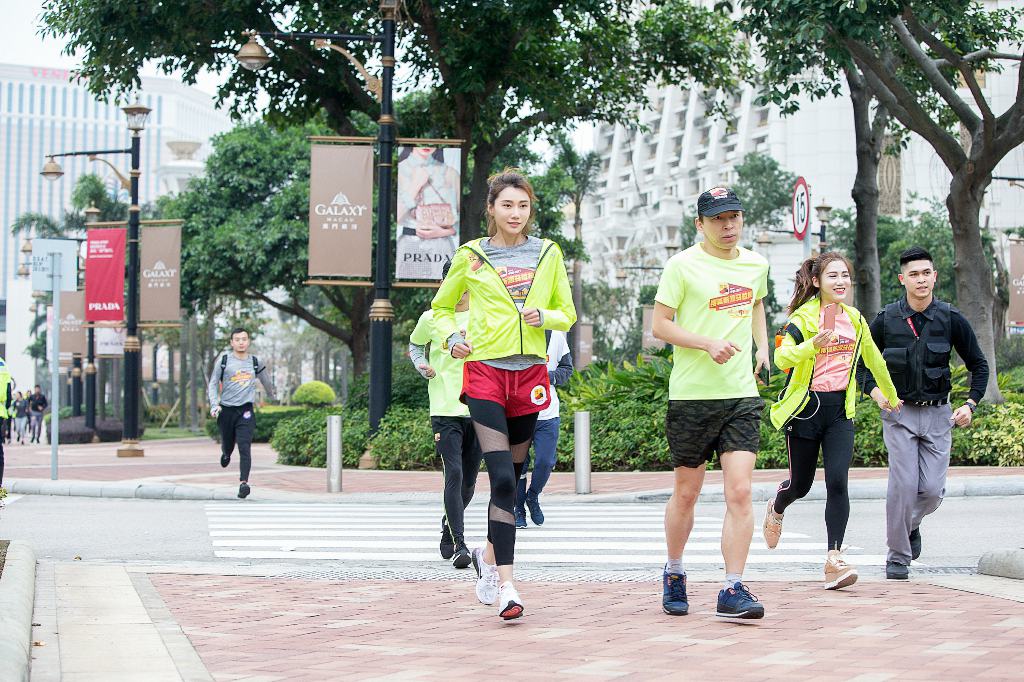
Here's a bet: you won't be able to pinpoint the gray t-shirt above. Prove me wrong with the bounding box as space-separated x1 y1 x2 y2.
208 352 276 408
449 236 546 371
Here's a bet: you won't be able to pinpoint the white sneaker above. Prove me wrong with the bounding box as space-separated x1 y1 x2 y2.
497 581 524 620
472 547 499 605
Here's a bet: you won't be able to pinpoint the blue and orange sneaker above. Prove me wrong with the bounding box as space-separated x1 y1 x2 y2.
716 582 764 620
662 571 689 616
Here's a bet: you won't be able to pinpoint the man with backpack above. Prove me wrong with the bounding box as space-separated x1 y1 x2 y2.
208 327 276 499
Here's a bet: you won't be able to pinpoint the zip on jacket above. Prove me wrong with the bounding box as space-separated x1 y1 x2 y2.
769 296 899 430
431 237 577 362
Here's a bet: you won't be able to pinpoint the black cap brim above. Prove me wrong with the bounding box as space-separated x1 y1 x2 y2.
700 200 744 217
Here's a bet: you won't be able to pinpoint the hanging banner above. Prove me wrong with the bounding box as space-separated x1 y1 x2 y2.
578 322 594 369
308 144 374 277
1010 240 1024 329
396 146 461 280
141 225 182 322
96 326 127 357
86 227 126 322
58 291 87 356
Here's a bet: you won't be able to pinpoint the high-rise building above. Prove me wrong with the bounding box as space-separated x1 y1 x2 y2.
1 62 232 384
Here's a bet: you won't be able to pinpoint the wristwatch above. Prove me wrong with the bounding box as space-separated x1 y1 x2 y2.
965 401 977 413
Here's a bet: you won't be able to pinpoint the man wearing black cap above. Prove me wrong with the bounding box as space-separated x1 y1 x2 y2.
856 246 988 580
652 186 771 620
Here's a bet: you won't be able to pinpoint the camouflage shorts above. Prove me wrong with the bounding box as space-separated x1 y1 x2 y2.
665 397 764 469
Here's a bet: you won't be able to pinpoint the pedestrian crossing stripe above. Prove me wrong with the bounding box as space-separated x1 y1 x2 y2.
204 502 883 565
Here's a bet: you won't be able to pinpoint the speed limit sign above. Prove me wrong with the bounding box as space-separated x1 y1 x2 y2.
792 177 810 241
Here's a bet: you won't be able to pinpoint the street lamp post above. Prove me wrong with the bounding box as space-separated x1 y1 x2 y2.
42 100 152 456
815 202 833 253
84 205 100 430
235 0 398 431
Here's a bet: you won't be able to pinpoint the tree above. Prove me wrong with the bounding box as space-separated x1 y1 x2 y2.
732 152 797 231
41 0 750 244
742 1 1024 402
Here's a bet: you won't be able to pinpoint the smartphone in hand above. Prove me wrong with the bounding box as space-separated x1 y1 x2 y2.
823 303 837 332
758 365 771 386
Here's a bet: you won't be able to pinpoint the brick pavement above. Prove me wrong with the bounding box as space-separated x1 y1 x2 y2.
5 437 1024 495
150 573 1024 680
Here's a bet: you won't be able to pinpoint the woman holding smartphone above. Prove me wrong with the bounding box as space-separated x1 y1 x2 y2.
763 252 901 590
432 168 576 620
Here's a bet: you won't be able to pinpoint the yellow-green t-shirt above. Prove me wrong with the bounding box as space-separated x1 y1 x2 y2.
410 309 470 417
654 244 769 400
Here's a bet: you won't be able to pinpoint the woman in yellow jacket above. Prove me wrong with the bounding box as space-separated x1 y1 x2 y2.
432 168 576 620
763 252 900 590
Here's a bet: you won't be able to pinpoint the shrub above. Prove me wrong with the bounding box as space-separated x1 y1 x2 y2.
204 406 305 442
347 362 430 411
95 419 123 442
145 404 173 426
963 403 1024 466
370 407 437 470
56 416 95 444
291 381 337 407
271 406 370 468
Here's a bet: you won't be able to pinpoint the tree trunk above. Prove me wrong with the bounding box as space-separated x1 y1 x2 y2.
349 291 371 377
946 175 1003 403
461 143 497 243
569 203 584 360
98 358 106 419
111 358 122 418
846 69 885 319
189 316 200 431
168 345 176 410
178 321 188 429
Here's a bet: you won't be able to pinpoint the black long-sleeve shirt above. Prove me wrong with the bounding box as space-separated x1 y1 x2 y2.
857 299 989 404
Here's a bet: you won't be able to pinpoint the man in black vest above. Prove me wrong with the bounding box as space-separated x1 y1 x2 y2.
857 246 988 580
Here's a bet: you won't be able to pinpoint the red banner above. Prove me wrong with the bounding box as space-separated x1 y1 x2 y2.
85 227 126 322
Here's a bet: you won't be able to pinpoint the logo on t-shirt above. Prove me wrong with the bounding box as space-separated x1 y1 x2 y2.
230 370 254 384
495 265 535 302
708 283 753 311
819 334 856 355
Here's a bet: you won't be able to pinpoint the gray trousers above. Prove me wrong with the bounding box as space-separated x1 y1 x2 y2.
881 403 953 564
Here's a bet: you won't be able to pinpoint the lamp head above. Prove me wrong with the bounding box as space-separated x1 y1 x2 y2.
815 202 833 223
236 33 271 71
85 205 101 225
17 263 29 278
41 156 64 181
122 100 152 132
20 239 33 255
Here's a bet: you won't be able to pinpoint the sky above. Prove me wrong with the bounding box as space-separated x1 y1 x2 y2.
0 1 594 152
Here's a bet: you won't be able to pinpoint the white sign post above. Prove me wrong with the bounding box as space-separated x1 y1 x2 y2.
32 239 79 480
791 177 811 259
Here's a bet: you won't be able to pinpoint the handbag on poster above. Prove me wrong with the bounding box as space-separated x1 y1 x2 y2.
414 174 455 228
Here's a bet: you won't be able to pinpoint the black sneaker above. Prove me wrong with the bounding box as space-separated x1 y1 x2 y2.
439 518 455 560
662 571 689 616
716 582 765 620
238 482 250 499
451 540 471 569
909 528 922 560
526 492 545 526
514 507 527 529
220 452 231 468
886 561 909 580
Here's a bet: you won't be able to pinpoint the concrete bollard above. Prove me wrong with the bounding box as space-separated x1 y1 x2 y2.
574 410 591 494
327 414 343 493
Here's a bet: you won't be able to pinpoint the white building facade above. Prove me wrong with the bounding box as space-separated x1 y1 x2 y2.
581 2 1024 324
0 62 232 386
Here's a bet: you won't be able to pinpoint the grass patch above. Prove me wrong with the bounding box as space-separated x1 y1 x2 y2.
142 427 207 441
0 539 8 578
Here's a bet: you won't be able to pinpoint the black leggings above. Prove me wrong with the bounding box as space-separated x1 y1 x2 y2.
218 404 255 482
432 416 482 540
466 396 538 567
773 391 854 550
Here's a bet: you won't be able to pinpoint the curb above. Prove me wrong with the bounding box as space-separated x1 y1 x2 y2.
978 549 1024 580
0 541 36 682
7 479 241 501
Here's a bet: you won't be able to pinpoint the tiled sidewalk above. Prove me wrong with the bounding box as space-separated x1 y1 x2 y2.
150 574 1024 680
7 437 1024 497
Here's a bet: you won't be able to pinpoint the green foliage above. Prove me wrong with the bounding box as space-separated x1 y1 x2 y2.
347 362 430 412
582 281 642 364
271 406 370 468
370 407 438 470
733 152 798 231
966 403 1024 466
291 381 337 407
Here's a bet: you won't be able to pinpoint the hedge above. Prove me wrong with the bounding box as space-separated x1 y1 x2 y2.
292 381 337 407
271 406 370 468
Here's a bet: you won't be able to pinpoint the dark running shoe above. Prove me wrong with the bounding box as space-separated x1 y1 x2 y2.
238 482 250 499
220 452 231 468
909 528 922 560
526 492 545 526
662 571 689 616
716 582 765 620
886 561 909 580
452 540 471 569
439 518 455 560
514 507 527 529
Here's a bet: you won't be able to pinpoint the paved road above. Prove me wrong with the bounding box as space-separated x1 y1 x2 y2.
1 493 1014 575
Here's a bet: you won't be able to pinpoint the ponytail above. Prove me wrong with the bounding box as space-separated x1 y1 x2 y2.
787 251 854 316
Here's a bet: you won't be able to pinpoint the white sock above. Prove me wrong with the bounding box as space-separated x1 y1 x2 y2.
724 573 742 590
665 559 684 575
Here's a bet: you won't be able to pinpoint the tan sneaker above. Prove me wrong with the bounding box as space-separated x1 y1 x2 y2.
824 550 858 590
762 499 783 549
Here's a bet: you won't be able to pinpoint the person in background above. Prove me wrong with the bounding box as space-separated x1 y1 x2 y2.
13 391 29 445
514 329 573 528
28 385 47 444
